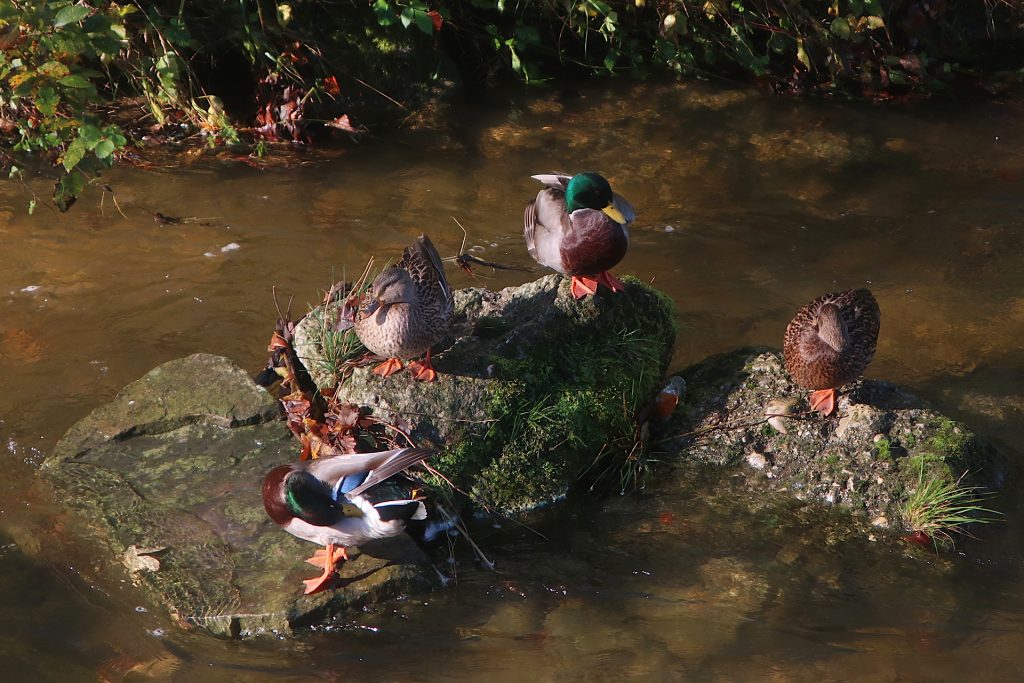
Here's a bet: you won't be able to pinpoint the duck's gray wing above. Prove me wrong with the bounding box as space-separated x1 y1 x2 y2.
304 448 434 492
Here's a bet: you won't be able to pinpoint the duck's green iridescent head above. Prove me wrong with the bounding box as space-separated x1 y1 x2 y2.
565 172 626 224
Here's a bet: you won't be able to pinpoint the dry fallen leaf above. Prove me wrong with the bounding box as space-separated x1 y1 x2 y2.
123 545 165 574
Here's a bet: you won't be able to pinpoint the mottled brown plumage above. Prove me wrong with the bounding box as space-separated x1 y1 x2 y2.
524 173 635 298
783 288 880 414
354 235 453 380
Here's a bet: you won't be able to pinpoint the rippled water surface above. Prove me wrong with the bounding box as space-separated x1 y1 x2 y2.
2 81 1023 681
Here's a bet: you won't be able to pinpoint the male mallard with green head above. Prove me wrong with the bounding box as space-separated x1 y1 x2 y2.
783 288 881 416
354 234 453 381
262 447 435 594
524 172 636 299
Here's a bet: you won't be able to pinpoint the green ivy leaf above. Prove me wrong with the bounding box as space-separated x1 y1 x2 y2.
53 5 91 28
830 17 850 40
79 123 102 149
38 60 71 79
372 0 395 25
34 87 59 117
62 137 87 171
796 38 811 69
94 139 116 159
59 74 91 89
413 9 433 35
400 6 414 28
54 172 84 212
399 6 433 34
509 44 523 76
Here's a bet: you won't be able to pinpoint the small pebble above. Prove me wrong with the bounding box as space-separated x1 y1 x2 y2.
765 397 799 434
746 450 769 470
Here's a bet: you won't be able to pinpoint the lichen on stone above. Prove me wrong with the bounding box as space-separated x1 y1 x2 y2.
668 348 1007 537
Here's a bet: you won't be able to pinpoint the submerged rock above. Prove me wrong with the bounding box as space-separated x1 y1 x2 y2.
668 348 1006 533
40 354 437 637
295 274 676 513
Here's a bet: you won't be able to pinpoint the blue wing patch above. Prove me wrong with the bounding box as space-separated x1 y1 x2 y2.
333 470 369 500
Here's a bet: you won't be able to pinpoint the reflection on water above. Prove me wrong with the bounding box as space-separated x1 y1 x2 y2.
1 81 1023 680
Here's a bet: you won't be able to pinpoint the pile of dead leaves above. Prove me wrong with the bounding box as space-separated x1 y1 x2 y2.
258 287 413 462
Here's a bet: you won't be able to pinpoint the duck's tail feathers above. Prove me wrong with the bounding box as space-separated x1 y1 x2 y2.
531 173 571 189
374 499 427 522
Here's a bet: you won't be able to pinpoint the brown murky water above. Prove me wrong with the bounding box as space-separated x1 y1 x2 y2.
2 81 1023 680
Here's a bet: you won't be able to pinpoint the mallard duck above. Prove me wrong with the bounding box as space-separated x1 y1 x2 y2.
354 234 453 381
783 288 881 416
262 447 435 594
524 172 636 299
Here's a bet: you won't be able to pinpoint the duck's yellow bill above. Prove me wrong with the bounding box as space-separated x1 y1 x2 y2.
340 502 364 518
602 203 627 224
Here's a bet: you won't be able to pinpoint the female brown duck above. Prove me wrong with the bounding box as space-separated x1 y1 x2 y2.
354 234 453 381
524 172 636 299
783 288 880 416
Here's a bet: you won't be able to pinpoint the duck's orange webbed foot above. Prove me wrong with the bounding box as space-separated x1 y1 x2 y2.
570 275 600 299
808 389 837 416
407 349 438 382
570 273 624 299
302 543 349 595
372 358 404 377
595 271 625 293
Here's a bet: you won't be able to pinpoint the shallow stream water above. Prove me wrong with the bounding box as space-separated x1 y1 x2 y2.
1 81 1023 681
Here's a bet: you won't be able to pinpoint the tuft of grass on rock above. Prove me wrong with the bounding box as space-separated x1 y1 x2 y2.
313 323 365 385
902 460 1001 549
874 435 892 461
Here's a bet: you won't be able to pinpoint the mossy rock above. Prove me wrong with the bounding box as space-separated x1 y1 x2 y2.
39 354 438 638
294 274 677 513
667 348 1007 536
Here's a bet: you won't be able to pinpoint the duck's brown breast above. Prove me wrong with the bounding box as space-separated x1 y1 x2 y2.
560 211 628 276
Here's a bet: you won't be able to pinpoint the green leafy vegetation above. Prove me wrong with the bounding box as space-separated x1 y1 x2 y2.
1 1 133 210
6 1 1024 210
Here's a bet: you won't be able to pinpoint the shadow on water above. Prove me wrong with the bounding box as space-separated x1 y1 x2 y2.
1 79 1023 679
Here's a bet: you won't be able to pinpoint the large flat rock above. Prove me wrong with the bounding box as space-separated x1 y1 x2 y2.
40 354 436 637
